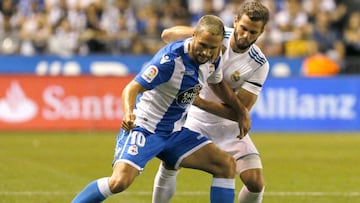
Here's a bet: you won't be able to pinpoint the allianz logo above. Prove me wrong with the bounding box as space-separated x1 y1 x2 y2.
0 81 123 123
252 88 357 120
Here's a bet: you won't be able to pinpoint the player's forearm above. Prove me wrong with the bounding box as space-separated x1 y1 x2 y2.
210 82 248 118
122 80 147 114
193 98 238 121
161 26 194 43
122 83 137 114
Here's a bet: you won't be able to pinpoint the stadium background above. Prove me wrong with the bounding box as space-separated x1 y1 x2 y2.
0 0 359 202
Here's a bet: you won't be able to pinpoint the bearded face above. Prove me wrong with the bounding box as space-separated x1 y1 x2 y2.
232 15 264 51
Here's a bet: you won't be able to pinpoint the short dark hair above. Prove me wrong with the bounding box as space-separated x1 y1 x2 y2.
236 1 270 29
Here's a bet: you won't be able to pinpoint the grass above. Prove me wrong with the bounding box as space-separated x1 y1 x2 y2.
0 131 359 203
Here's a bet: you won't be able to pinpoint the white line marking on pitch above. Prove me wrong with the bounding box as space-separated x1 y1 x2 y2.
0 191 359 197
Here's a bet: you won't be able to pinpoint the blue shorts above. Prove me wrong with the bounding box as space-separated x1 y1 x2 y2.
113 126 211 171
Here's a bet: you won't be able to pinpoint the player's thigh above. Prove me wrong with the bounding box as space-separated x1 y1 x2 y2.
113 127 165 171
180 142 235 176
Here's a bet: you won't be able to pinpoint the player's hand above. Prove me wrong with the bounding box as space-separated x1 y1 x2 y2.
237 109 251 139
192 95 203 107
122 112 136 131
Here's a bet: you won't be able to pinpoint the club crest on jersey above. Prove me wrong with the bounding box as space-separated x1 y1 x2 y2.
127 145 138 155
176 84 202 108
141 65 158 83
231 71 241 82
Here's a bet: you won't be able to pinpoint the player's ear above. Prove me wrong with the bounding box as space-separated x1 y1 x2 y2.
233 15 239 28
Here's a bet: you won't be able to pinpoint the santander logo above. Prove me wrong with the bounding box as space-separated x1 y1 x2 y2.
0 77 126 130
0 81 38 122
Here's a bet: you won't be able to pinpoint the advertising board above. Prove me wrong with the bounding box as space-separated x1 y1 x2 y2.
0 75 132 130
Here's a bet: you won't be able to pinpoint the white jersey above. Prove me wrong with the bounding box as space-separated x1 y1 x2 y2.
184 27 269 163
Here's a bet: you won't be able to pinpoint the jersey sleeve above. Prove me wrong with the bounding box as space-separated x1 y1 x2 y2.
242 61 269 95
134 48 176 90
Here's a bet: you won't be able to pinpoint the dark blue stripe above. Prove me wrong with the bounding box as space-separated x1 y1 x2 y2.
224 30 232 39
249 47 267 65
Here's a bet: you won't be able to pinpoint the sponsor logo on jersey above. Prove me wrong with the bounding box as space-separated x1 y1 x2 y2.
141 65 158 83
176 84 202 108
181 70 195 75
160 54 171 64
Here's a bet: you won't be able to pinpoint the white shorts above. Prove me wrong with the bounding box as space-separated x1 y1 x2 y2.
184 115 262 174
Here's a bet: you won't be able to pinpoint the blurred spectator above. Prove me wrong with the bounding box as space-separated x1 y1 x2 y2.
48 17 79 56
1 0 23 29
136 6 165 54
19 11 52 55
17 0 45 16
343 11 360 57
78 2 107 54
310 10 345 65
342 11 360 74
188 0 223 26
65 1 87 34
218 0 244 27
100 0 137 55
159 0 190 27
0 15 20 54
272 0 312 57
302 0 337 23
256 0 286 57
273 0 310 40
303 0 347 30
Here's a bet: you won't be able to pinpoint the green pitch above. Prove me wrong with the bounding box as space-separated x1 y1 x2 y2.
1 131 359 203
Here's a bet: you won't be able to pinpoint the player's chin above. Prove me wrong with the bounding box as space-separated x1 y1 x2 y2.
197 56 211 64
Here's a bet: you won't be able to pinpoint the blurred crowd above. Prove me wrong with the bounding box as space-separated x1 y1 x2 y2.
0 0 359 73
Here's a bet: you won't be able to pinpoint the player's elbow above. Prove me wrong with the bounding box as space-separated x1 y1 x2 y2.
161 29 171 44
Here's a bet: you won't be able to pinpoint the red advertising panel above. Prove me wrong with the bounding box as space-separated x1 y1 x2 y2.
0 75 134 131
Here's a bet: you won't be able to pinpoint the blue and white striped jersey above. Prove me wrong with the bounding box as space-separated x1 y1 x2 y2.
134 38 223 134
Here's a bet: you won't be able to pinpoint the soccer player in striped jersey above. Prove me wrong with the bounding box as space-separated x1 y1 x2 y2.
152 1 270 203
71 15 250 203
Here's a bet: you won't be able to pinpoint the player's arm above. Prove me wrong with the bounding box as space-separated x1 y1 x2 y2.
121 80 146 131
161 26 194 43
193 96 237 121
193 87 258 120
236 88 258 111
209 80 251 138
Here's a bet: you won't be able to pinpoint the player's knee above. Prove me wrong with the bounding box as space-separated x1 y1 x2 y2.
243 177 264 193
216 155 236 178
108 175 132 193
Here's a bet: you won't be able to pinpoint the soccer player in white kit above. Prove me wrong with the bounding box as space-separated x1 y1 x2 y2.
152 1 270 203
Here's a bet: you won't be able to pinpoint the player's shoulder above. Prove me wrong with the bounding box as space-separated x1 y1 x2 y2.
224 26 234 40
248 44 268 66
152 39 188 66
162 39 188 57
